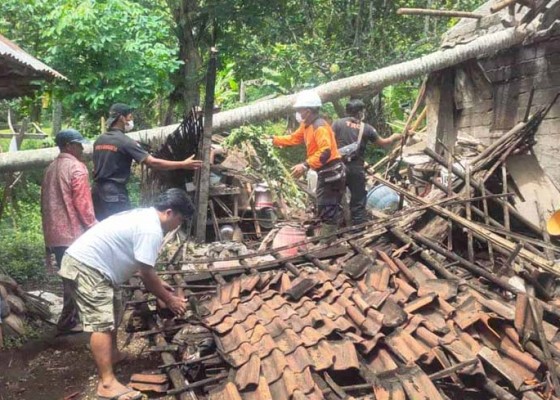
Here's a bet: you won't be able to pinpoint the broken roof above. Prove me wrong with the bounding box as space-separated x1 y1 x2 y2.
124 93 560 400
0 33 66 99
200 254 552 400
442 0 560 48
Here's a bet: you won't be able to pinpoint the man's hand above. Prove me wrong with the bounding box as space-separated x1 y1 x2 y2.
291 163 307 178
392 133 403 143
161 280 174 292
181 155 203 170
166 295 187 316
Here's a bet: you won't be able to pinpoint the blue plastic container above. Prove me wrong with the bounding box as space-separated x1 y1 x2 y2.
366 185 400 212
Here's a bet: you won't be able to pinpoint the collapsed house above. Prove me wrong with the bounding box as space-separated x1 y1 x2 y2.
126 104 560 400
125 96 560 400
424 0 560 190
117 2 560 400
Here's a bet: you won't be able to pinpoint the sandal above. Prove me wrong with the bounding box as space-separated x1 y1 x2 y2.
97 389 143 400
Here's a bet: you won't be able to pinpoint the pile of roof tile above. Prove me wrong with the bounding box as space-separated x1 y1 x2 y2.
130 83 560 400
197 242 558 400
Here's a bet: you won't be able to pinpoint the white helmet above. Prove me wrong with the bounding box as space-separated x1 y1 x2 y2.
293 90 322 109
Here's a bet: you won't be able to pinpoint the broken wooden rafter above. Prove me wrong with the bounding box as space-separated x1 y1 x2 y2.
490 0 533 13
527 290 560 395
397 8 485 19
129 278 197 400
374 174 557 275
424 147 542 235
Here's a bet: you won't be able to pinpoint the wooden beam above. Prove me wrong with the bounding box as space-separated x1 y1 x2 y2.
195 48 218 243
373 174 557 275
0 134 46 139
397 8 485 19
426 69 456 152
491 0 518 13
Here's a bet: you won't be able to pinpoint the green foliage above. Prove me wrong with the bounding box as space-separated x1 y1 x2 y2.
0 0 180 135
0 176 46 283
224 125 306 209
214 62 240 108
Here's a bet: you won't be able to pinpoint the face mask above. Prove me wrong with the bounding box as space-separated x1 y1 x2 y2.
124 120 134 132
295 112 304 123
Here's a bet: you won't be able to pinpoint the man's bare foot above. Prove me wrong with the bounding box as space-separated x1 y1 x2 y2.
97 378 142 399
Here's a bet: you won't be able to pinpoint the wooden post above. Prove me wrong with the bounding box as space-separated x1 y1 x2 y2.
446 151 453 251
397 8 485 19
465 164 475 263
501 165 511 238
490 0 517 13
426 69 456 153
195 48 218 243
535 197 555 262
479 183 495 267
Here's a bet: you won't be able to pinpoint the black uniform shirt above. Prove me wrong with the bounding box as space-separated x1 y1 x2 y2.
93 128 149 186
332 117 379 164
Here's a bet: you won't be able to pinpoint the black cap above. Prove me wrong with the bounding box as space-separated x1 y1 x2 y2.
55 129 89 148
107 103 134 128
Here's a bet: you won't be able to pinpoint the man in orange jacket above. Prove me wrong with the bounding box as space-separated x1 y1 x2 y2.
272 90 346 237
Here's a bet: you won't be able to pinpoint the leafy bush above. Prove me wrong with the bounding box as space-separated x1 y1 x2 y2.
0 175 46 284
0 231 45 283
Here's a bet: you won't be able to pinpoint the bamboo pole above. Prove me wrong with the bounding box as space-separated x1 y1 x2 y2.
424 147 542 235
446 151 454 251
397 8 485 19
465 164 475 263
490 0 517 13
195 48 218 242
373 174 557 275
502 164 511 239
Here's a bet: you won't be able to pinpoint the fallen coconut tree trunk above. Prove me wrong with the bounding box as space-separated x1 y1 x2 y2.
0 25 533 173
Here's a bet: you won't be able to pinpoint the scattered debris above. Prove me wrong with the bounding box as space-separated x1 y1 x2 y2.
0 272 51 347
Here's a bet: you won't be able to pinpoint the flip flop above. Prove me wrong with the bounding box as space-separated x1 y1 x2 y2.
97 389 143 400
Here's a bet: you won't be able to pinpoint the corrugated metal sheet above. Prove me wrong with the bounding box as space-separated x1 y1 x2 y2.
0 33 66 80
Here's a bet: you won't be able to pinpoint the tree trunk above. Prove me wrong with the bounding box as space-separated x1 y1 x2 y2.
0 26 532 173
167 0 203 114
51 98 62 136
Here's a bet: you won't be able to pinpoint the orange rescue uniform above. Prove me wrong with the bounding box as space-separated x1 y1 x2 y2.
273 118 341 170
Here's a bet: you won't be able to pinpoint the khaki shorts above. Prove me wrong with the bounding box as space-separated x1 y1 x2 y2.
59 255 123 332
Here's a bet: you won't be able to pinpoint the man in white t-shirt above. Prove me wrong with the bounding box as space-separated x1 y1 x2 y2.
59 188 193 400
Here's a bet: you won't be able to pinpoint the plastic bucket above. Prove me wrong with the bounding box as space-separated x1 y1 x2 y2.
272 225 307 257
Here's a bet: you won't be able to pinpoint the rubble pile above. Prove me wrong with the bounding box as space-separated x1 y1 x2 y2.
125 99 560 399
0 273 51 346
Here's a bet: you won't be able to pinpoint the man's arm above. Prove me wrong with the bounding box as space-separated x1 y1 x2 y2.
375 134 402 148
138 265 187 315
272 126 305 147
71 169 97 229
143 154 202 171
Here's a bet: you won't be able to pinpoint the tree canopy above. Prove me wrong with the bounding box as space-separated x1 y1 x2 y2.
0 0 484 134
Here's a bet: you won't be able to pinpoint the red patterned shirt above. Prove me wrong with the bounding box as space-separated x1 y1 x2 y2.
41 153 97 247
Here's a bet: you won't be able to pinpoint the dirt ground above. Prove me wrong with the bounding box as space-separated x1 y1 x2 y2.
0 320 174 400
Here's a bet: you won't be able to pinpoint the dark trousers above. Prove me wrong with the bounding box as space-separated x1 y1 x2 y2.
346 163 369 225
316 171 346 225
51 247 79 331
92 189 131 221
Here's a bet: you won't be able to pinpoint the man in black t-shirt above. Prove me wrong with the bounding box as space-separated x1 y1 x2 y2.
332 99 401 225
92 103 202 220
